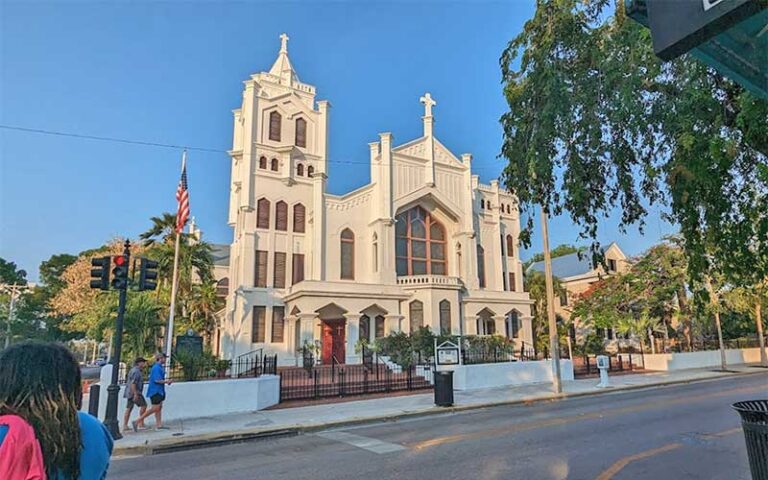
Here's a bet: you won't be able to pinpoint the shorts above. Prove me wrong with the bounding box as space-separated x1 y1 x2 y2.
126 394 147 409
150 393 166 405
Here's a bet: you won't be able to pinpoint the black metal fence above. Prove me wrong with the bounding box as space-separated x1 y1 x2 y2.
279 363 433 402
117 354 278 384
461 348 516 365
572 353 642 377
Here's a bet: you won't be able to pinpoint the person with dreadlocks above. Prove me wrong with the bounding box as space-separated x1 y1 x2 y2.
0 342 114 479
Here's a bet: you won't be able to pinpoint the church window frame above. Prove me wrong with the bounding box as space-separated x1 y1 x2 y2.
269 111 282 141
259 156 267 169
296 163 304 176
340 228 355 280
257 198 270 229
395 206 447 276
293 203 306 233
295 117 307 148
270 158 279 171
275 201 288 231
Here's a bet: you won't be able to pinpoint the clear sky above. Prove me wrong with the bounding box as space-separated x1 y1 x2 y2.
0 0 676 282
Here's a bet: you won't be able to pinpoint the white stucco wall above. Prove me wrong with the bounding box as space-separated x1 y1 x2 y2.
643 348 763 371
449 359 575 390
91 366 279 422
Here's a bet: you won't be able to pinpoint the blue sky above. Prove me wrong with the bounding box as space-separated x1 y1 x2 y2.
0 0 676 282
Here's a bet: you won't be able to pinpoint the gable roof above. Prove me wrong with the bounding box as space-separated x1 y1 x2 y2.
525 243 622 280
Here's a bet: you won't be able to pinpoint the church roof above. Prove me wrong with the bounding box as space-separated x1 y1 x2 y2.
268 33 300 86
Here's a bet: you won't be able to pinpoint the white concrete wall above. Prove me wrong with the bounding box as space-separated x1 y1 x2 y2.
90 366 279 422
449 359 574 391
643 348 763 371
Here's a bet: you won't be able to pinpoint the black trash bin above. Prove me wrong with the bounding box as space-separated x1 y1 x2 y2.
733 400 768 480
434 370 454 407
88 384 100 417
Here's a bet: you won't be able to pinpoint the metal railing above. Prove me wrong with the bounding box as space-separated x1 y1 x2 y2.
118 354 278 384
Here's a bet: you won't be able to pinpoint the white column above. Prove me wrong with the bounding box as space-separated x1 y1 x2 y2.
384 314 403 335
493 315 506 337
465 315 479 335
343 313 361 364
297 313 317 349
521 316 534 346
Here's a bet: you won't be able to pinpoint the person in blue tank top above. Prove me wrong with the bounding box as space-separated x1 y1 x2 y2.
133 352 172 431
0 341 113 480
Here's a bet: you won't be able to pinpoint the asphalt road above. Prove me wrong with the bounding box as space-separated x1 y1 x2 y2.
110 372 768 480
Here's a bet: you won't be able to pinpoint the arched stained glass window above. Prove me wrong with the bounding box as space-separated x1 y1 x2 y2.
395 206 447 276
340 229 355 280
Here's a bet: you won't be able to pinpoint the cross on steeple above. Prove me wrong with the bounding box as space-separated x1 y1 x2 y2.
420 92 436 117
279 33 289 53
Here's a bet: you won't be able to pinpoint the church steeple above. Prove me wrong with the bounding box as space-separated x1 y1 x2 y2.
269 33 299 86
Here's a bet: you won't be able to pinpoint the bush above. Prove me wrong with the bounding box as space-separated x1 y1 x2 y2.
375 332 414 368
173 350 217 381
575 333 605 356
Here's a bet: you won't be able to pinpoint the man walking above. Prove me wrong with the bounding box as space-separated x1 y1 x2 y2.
121 357 147 432
133 352 172 431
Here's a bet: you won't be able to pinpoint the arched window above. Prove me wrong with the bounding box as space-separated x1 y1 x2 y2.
307 165 314 177
506 235 514 258
216 278 229 300
477 315 495 335
296 163 304 176
395 206 447 276
293 203 305 233
340 228 355 280
269 111 281 141
270 158 279 171
506 311 519 339
259 156 267 169
275 201 288 231
359 315 370 343
439 300 451 335
477 244 486 288
257 198 270 229
375 315 385 338
480 199 485 209
409 300 423 333
295 118 307 148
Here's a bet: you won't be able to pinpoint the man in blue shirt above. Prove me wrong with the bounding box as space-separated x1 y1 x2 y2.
132 352 172 431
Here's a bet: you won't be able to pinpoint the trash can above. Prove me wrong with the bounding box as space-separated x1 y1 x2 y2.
88 384 100 417
434 370 454 407
733 400 768 480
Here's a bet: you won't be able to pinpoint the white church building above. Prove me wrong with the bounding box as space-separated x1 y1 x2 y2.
219 34 534 365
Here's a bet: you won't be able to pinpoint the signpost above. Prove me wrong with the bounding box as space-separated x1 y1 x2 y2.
435 340 461 368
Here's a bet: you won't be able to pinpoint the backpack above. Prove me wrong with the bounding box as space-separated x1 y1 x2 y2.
0 414 46 480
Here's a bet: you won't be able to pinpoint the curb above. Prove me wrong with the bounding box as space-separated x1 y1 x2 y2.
113 368 766 457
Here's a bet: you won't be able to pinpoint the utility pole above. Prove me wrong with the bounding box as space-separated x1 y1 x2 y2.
1 283 27 349
540 206 562 394
103 240 130 440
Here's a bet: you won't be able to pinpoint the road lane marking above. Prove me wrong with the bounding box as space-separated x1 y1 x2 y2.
595 443 683 480
595 426 742 480
315 431 406 454
409 384 764 451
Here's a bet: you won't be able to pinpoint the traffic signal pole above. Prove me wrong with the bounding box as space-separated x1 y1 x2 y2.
103 240 130 440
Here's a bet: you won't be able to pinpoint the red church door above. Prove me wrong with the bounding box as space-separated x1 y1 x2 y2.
321 320 346 364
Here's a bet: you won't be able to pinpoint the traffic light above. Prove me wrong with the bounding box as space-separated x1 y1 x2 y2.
138 258 158 291
89 256 111 290
111 255 129 290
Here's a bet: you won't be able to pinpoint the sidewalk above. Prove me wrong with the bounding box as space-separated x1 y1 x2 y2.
113 364 766 456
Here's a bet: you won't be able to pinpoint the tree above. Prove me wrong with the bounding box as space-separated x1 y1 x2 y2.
499 0 767 288
0 258 27 285
186 282 223 348
524 269 567 352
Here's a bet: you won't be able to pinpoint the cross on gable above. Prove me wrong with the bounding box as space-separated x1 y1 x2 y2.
279 33 289 52
420 92 436 117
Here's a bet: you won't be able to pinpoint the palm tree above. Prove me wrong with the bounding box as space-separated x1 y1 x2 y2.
122 294 163 359
140 213 179 246
186 283 223 348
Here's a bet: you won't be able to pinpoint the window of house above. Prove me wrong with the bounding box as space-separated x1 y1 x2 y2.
360 315 370 343
307 165 314 177
271 306 285 343
269 111 281 141
477 317 495 335
375 315 385 338
273 252 286 288
292 253 305 284
608 258 617 272
270 158 279 171
477 245 486 288
295 118 306 148
296 163 304 176
395 206 447 276
252 306 266 343
509 272 516 292
506 312 519 339
480 199 485 209
340 228 355 280
293 203 305 233
259 156 267 169
257 198 270 229
275 201 288 231
506 235 514 257
255 250 268 288
439 300 451 335
409 300 423 333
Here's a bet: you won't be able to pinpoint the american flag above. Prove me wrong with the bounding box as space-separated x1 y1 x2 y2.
176 151 190 233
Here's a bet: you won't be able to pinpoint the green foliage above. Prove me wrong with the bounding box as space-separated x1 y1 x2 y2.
574 333 605 356
0 258 27 285
463 335 515 355
524 270 567 345
499 0 768 288
172 350 218 382
375 331 414 368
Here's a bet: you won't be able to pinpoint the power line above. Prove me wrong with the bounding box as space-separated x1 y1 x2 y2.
0 123 507 169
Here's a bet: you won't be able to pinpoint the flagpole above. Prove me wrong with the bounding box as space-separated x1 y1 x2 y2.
165 150 187 367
